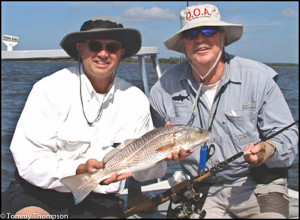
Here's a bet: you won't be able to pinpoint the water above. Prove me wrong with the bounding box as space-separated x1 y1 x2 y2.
1 61 299 192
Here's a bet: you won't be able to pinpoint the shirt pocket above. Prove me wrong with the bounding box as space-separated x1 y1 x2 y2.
56 129 91 153
56 138 91 155
224 109 258 146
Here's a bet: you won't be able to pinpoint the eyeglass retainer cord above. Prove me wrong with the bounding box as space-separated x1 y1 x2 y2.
78 56 118 126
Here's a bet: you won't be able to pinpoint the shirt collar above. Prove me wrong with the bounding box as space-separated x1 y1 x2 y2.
80 65 115 103
177 60 192 82
224 52 242 84
177 53 241 95
80 66 95 99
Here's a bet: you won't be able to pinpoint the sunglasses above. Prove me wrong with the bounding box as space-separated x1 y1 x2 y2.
86 41 122 54
182 27 219 40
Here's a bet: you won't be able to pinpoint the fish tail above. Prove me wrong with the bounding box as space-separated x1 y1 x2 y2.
60 173 100 205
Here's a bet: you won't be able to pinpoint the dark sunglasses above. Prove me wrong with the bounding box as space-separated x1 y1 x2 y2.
182 27 219 40
86 41 122 53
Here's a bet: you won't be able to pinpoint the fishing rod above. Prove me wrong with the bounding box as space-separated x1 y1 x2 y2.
124 120 298 217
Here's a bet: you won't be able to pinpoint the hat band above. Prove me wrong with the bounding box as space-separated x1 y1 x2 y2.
80 20 123 31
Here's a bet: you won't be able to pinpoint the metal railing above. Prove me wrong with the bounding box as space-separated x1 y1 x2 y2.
1 46 162 96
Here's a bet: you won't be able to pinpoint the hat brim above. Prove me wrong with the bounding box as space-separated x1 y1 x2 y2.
60 28 141 60
164 22 243 53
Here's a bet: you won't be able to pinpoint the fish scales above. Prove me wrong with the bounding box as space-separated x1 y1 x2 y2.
102 126 180 172
60 125 211 204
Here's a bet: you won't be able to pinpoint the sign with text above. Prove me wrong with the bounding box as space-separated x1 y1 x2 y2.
3 35 19 42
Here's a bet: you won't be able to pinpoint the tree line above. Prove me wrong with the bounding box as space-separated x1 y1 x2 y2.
122 57 297 67
121 56 187 64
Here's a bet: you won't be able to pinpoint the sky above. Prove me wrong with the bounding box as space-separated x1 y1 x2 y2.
1 1 299 63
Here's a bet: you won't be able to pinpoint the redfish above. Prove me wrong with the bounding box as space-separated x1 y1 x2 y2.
60 125 211 204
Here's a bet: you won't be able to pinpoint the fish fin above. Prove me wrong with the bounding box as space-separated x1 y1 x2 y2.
156 143 175 152
103 139 136 163
60 173 99 205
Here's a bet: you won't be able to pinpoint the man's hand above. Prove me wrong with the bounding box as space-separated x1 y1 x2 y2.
100 172 133 185
76 158 133 185
76 158 104 174
164 120 194 162
244 140 276 167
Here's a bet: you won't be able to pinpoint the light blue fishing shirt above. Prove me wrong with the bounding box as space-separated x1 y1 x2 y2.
149 52 298 183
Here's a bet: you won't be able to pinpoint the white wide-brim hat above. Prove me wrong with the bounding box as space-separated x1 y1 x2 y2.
164 4 243 53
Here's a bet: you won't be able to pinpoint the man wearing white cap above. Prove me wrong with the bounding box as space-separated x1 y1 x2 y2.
149 3 298 218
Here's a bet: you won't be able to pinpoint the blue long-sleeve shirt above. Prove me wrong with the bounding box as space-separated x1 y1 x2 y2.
149 53 298 183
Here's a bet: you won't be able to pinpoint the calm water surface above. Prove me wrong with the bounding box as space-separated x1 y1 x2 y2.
1 61 299 192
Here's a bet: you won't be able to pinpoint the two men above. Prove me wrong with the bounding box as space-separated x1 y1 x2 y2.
4 3 298 219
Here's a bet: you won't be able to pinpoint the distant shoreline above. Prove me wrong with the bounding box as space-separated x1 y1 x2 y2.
264 63 298 68
1 57 298 67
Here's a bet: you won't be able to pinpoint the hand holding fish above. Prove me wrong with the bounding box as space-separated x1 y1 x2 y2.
243 141 276 166
101 171 133 185
76 159 104 174
61 125 210 205
76 159 133 185
166 148 194 162
165 120 194 162
165 120 172 127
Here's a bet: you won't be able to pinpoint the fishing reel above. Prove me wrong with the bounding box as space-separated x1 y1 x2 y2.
167 199 206 219
167 184 207 219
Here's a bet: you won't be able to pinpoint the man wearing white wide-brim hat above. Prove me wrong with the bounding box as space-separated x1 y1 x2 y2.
149 3 298 218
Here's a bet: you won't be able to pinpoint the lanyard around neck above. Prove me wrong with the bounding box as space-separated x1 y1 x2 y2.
186 78 224 131
198 85 224 132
